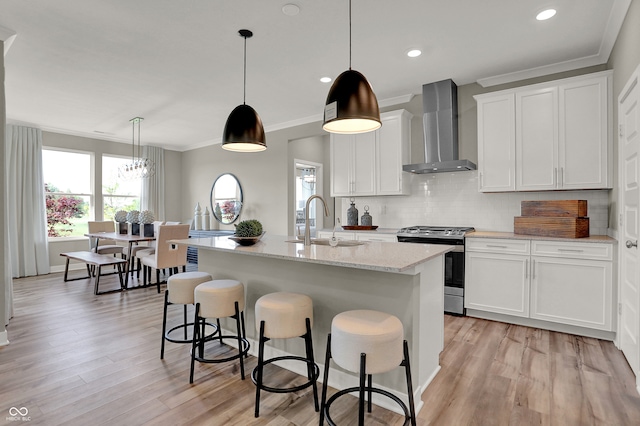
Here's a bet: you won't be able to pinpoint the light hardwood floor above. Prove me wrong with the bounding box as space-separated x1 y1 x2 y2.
2 270 640 425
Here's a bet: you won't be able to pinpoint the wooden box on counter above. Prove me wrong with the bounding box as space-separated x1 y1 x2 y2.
514 216 590 238
514 200 589 238
520 200 587 217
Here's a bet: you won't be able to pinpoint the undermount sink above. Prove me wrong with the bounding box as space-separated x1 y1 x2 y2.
285 238 365 247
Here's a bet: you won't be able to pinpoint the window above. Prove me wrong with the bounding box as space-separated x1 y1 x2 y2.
42 149 92 238
102 155 141 221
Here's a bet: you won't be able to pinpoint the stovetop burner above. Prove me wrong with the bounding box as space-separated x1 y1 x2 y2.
397 226 475 239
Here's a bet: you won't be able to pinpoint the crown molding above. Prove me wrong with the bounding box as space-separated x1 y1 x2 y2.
477 0 631 87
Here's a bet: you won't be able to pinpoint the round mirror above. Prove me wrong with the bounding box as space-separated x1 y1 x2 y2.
210 173 243 224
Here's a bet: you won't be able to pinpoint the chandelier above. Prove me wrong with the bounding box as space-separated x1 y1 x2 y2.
118 117 155 180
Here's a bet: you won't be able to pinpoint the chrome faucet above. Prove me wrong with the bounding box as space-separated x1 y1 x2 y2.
304 195 330 246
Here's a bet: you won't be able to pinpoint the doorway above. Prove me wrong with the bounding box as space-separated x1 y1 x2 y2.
619 63 640 387
293 160 323 238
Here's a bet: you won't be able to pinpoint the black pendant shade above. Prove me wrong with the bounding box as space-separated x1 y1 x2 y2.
222 29 266 152
322 0 381 134
222 104 266 152
323 69 381 134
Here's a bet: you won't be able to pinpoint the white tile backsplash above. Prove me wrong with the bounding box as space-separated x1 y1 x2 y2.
337 170 610 235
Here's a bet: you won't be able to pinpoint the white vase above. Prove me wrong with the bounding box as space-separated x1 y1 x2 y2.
203 206 210 231
194 202 202 230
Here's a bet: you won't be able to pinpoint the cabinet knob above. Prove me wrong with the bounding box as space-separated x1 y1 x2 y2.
626 240 638 249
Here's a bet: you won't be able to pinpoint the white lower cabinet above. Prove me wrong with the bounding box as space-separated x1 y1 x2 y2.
465 239 530 317
316 231 397 242
355 233 397 242
465 251 529 317
317 231 355 241
530 241 613 331
465 237 613 332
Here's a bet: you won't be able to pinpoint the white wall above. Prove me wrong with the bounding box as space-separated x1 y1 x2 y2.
337 170 610 235
180 122 328 236
41 132 183 270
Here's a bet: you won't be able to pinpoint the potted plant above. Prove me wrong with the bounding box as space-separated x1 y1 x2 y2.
139 210 155 237
114 210 128 234
230 219 264 246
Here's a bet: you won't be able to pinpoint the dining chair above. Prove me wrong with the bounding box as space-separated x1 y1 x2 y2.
128 220 164 275
141 224 190 292
87 220 124 277
87 221 124 255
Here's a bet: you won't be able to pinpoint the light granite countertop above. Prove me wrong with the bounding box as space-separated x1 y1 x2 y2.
172 233 453 273
466 231 616 244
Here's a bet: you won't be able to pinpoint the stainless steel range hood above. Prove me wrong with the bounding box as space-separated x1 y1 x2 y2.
403 79 476 174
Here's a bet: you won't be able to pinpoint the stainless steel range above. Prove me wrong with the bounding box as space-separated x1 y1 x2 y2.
397 226 475 315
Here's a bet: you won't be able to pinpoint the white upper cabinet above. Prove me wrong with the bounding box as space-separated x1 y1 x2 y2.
475 71 612 192
330 109 412 197
330 132 375 197
558 75 610 189
376 110 412 195
516 86 558 191
477 93 516 191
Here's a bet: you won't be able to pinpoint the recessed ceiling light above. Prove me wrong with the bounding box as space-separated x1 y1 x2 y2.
282 4 300 16
320 77 332 83
536 9 556 20
407 49 422 58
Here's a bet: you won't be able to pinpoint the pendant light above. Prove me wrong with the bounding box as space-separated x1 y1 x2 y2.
222 29 266 152
323 0 381 134
118 117 155 180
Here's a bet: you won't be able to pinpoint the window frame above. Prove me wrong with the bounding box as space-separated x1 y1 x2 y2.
42 147 95 241
101 153 142 222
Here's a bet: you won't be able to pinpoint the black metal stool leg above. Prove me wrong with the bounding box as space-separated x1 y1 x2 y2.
254 320 266 417
234 301 245 379
183 304 188 340
403 340 417 426
319 333 332 426
241 311 248 358
160 290 169 359
189 303 201 384
304 318 320 412
358 353 366 426
367 374 373 413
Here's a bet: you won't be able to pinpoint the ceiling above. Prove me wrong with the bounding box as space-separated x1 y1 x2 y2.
0 0 631 151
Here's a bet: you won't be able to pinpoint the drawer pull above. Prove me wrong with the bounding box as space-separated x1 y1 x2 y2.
486 244 508 248
557 249 584 253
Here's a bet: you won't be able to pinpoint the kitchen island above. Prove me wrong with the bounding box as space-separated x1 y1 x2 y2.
171 234 453 414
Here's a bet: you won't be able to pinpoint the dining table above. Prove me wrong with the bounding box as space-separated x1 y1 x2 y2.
84 231 156 289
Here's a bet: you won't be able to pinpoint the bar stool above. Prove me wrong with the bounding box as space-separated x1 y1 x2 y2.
160 271 213 359
189 279 250 384
319 310 416 426
252 292 319 417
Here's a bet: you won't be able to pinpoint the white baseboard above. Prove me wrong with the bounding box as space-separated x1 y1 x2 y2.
0 330 9 346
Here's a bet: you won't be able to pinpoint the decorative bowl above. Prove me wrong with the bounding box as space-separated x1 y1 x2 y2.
229 232 265 246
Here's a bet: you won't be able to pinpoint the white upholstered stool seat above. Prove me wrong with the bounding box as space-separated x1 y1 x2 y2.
331 310 403 375
189 279 249 383
320 310 416 426
255 292 314 338
252 292 319 417
160 271 213 359
168 271 212 304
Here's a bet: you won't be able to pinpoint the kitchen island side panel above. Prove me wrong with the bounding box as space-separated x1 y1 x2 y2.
196 247 443 411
